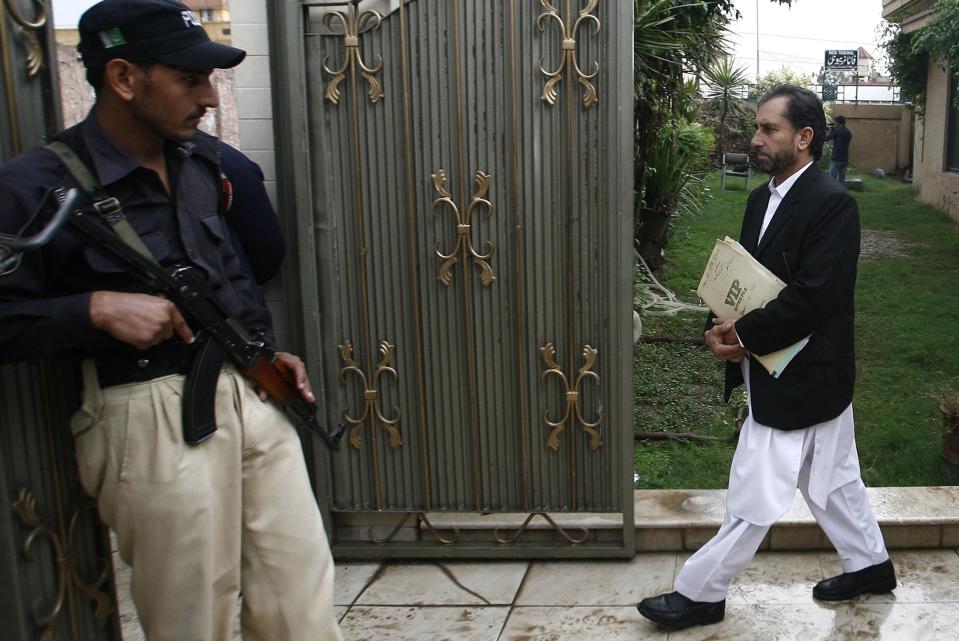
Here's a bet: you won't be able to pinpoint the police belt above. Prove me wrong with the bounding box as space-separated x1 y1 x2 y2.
95 341 194 387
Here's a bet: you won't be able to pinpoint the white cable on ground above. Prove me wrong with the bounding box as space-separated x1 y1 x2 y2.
634 251 705 316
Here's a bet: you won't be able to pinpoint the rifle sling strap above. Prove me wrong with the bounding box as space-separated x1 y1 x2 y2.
46 141 156 264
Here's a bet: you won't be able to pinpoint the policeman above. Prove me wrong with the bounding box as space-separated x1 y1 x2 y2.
0 1 343 639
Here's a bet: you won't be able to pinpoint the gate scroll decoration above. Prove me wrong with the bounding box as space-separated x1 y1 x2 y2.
321 4 384 105
536 0 600 108
2 0 47 77
339 340 403 450
540 342 603 452
431 169 496 288
12 489 113 641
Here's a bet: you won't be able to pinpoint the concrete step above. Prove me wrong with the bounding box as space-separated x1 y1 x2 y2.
633 486 959 551
337 487 959 552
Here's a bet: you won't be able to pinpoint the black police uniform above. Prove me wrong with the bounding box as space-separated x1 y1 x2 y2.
0 111 343 641
0 113 273 381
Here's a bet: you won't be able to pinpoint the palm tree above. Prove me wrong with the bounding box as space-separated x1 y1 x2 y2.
703 57 751 159
632 0 743 272
632 1 796 272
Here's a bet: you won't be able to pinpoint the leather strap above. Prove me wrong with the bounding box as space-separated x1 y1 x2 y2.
46 141 174 389
46 141 156 263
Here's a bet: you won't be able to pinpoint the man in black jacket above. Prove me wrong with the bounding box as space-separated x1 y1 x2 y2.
638 85 894 630
826 114 853 184
0 2 342 639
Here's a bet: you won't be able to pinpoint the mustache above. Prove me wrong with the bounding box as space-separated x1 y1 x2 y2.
187 109 206 121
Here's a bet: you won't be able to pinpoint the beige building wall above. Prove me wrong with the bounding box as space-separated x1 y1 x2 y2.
912 62 959 221
831 103 913 176
883 0 959 221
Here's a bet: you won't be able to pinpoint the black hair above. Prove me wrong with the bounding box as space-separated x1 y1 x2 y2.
85 61 156 93
758 83 827 161
835 115 846 125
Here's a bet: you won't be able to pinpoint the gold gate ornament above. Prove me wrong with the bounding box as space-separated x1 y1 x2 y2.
321 5 384 105
2 0 47 77
12 488 113 641
431 169 495 287
339 340 403 449
540 342 603 451
536 0 600 108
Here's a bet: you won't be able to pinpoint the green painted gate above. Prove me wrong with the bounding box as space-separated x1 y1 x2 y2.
271 0 635 558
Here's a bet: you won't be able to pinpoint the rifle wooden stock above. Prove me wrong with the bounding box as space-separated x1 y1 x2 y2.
242 355 345 451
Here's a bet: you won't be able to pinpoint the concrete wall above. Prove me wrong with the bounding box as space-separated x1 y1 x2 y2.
912 62 959 221
230 0 289 347
883 0 959 221
831 103 913 176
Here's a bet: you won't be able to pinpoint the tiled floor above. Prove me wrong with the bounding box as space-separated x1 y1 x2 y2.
111 486 959 638
330 549 959 641
113 545 959 639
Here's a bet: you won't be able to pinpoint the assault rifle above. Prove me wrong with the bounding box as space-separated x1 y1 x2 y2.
1 188 344 450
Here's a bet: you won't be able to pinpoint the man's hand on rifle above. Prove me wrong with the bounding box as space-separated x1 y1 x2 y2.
90 291 195 350
259 351 315 404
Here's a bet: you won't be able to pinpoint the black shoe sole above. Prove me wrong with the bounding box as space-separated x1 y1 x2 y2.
813 579 897 602
637 602 725 628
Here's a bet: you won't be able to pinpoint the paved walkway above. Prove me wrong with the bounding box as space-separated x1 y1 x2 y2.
116 547 959 640
113 487 959 639
328 549 959 640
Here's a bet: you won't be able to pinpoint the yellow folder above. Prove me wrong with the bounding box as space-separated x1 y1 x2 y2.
696 237 809 378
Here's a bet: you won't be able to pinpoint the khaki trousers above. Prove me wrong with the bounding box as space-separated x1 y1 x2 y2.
71 366 343 641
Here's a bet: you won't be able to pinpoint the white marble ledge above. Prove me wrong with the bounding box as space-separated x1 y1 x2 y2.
634 487 959 528
422 511 625 531
328 487 959 532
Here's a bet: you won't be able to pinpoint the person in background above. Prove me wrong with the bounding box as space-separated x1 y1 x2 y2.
825 114 852 185
637 85 894 631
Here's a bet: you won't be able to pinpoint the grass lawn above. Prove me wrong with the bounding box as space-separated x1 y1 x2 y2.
633 170 959 489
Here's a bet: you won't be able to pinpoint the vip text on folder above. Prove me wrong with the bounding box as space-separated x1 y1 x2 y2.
696 237 809 378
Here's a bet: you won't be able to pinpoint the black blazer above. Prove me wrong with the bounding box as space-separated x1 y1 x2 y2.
721 165 860 430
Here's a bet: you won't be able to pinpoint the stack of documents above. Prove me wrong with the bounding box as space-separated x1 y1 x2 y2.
696 237 809 378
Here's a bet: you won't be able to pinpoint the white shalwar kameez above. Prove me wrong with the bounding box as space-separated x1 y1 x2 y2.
673 358 890 603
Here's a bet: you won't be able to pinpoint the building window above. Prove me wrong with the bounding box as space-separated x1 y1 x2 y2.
948 70 959 172
199 9 214 21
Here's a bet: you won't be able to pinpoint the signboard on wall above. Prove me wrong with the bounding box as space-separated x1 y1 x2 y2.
824 49 858 71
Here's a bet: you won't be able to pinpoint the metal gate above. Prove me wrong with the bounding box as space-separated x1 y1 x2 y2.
271 0 634 558
1 2 121 639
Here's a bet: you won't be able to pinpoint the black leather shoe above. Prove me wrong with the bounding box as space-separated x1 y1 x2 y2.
637 591 725 628
813 559 897 601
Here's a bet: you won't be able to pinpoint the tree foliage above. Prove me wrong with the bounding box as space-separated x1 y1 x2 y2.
750 66 813 100
883 0 959 116
703 57 751 157
633 0 795 272
881 23 929 114
633 0 738 271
